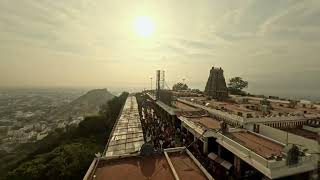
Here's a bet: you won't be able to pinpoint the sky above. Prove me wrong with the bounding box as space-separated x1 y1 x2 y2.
0 0 319 99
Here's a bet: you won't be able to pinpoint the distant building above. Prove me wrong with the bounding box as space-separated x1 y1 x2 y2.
204 66 228 100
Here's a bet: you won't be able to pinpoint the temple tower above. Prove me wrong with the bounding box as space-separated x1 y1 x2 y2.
204 66 228 100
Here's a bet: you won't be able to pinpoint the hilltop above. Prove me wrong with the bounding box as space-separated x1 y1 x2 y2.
50 88 114 121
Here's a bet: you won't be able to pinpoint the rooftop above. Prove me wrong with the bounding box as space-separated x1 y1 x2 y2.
187 116 221 130
89 148 211 180
180 95 320 119
225 131 284 159
174 101 199 111
168 152 207 180
280 128 319 140
105 96 144 157
95 155 174 180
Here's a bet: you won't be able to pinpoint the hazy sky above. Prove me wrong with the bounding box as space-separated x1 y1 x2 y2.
0 0 319 98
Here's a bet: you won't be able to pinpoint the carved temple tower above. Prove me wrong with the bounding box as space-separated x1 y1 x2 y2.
204 66 228 100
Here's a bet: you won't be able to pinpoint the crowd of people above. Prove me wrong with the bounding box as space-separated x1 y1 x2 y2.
142 108 177 150
142 108 203 156
140 107 230 180
141 107 205 152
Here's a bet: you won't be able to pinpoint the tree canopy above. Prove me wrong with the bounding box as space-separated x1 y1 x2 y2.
5 92 129 180
7 142 101 180
228 77 248 95
172 82 188 91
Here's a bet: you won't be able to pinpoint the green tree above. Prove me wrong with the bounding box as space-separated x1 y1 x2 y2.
172 82 188 91
228 77 248 95
7 142 102 180
5 92 129 180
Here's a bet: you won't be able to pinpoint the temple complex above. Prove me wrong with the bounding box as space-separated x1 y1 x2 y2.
85 67 319 180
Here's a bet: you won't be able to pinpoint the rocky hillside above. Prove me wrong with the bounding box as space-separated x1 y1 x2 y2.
50 89 114 120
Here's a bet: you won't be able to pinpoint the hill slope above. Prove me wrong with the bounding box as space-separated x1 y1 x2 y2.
5 92 129 180
0 89 117 179
50 88 114 120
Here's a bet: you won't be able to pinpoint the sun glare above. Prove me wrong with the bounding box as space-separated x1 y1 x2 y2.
134 16 155 38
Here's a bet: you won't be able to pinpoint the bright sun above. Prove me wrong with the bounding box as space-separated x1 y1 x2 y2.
134 16 155 38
